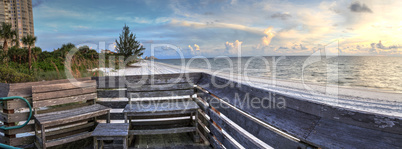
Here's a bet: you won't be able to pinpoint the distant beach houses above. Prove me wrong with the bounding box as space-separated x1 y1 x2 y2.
144 56 158 60
101 49 116 54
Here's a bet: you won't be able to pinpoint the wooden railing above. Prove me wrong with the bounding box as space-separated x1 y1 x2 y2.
194 73 402 149
0 73 401 148
194 73 311 149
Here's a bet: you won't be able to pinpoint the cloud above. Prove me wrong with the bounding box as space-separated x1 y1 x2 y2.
142 40 154 44
369 40 402 54
34 5 85 19
272 43 314 54
32 0 46 8
188 44 201 55
230 0 237 5
349 2 372 13
194 44 200 51
248 26 279 55
73 25 89 29
291 43 308 51
271 12 292 20
169 19 264 35
262 26 275 46
34 0 402 57
203 12 214 15
225 40 242 55
336 41 402 55
188 45 194 52
115 17 170 24
252 42 317 55
152 46 179 56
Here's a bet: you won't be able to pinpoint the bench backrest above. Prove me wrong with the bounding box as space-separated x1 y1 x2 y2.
127 82 194 104
32 80 97 111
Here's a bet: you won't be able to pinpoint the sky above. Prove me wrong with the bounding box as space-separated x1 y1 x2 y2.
32 0 402 58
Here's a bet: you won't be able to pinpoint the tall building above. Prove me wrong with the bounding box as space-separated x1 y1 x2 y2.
0 0 34 48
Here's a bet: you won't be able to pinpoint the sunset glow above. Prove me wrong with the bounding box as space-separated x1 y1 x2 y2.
33 0 402 58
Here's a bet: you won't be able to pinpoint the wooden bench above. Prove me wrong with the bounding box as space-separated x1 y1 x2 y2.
124 100 199 134
32 80 111 149
124 82 200 142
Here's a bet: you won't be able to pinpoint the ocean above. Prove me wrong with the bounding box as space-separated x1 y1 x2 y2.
156 56 402 93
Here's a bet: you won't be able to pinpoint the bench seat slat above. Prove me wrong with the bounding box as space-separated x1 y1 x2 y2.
129 127 196 135
123 101 199 113
45 132 92 148
127 83 194 92
127 90 194 98
35 104 110 127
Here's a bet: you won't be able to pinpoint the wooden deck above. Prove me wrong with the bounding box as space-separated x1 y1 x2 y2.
94 60 402 149
92 133 210 149
132 134 210 149
1 60 401 149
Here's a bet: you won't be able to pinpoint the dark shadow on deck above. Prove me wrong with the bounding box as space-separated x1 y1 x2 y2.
90 133 210 149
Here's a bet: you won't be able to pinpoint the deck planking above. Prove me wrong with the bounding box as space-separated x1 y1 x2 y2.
93 133 211 149
130 133 211 149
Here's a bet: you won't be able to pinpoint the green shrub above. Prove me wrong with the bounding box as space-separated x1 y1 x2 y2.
35 58 64 71
0 43 105 83
0 66 33 83
34 70 65 81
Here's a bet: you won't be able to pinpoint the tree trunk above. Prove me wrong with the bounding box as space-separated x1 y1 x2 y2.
28 46 32 70
3 40 8 52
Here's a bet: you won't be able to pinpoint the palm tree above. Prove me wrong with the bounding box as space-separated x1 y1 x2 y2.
11 36 20 48
0 22 17 52
17 48 24 64
7 46 18 62
32 47 42 62
22 34 37 70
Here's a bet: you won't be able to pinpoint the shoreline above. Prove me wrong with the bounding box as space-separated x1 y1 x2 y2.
147 60 402 117
154 56 402 94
